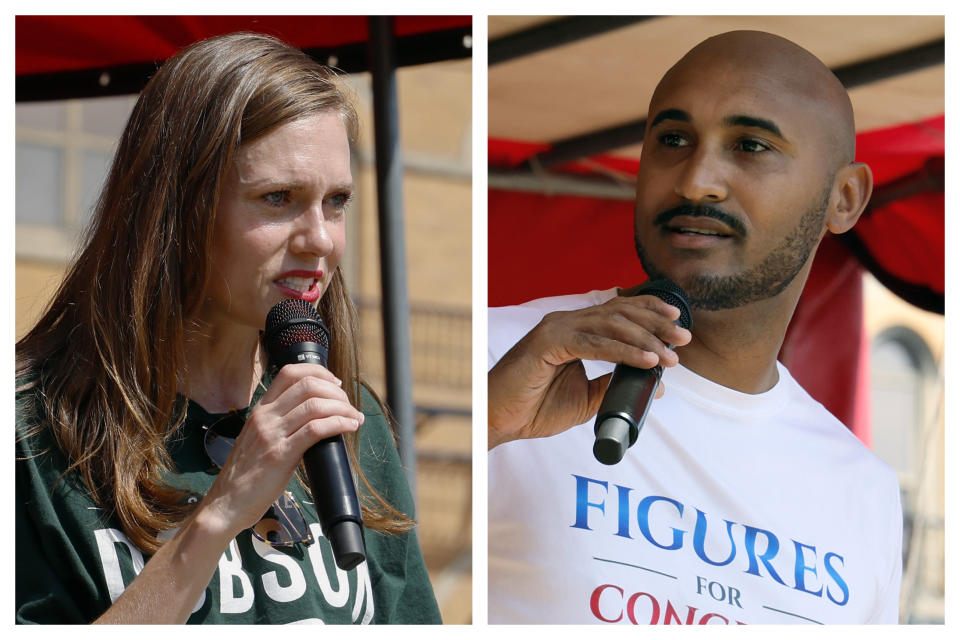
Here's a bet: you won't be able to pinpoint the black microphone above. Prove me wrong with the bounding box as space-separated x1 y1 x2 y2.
593 279 692 465
264 298 366 570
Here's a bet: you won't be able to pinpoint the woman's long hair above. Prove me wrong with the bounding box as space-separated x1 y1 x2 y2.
16 32 412 553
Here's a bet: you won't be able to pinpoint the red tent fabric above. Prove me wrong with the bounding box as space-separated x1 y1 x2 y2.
15 15 471 75
488 115 944 440
780 235 869 443
849 116 944 309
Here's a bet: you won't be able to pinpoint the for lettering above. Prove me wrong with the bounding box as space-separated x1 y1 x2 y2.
695 575 743 608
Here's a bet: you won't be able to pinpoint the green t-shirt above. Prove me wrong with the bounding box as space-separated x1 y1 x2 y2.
16 381 441 624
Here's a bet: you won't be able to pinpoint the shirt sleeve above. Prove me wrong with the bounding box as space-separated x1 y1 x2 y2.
868 477 904 624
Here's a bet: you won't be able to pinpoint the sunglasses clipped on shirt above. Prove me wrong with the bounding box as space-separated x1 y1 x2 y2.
202 409 315 548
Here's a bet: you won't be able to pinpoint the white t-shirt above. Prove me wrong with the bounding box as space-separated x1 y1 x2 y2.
488 289 902 625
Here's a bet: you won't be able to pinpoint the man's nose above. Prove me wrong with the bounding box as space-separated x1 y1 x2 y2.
673 146 728 203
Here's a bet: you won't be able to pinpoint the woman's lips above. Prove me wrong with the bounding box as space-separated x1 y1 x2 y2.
274 271 323 302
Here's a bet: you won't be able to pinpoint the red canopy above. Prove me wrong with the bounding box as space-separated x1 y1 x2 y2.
16 15 471 75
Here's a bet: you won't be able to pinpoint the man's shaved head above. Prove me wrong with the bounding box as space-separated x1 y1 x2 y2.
634 30 872 312
652 30 856 168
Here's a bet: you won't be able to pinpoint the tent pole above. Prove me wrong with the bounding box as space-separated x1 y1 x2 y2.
367 16 417 499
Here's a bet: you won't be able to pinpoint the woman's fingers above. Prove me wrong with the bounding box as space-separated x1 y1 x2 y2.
242 367 364 449
264 371 353 423
258 362 343 405
285 414 362 453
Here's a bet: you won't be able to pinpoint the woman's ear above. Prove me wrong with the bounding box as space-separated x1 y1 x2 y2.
826 162 873 234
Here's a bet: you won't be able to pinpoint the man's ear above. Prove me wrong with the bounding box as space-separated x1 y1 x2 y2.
826 162 873 234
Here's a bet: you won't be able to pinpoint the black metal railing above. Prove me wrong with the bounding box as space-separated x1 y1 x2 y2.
356 298 471 392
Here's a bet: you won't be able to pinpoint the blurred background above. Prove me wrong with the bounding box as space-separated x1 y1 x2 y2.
488 15 943 623
15 15 472 623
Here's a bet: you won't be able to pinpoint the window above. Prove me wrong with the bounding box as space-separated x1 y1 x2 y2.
16 96 138 262
869 325 938 583
870 326 936 482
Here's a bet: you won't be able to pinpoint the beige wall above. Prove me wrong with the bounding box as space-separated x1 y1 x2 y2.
864 274 943 359
348 60 471 310
15 260 66 340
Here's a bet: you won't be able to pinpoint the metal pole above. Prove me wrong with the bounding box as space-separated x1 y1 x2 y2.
367 16 417 498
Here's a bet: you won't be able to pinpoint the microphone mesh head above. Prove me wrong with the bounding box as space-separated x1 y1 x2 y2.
264 299 329 355
638 279 692 330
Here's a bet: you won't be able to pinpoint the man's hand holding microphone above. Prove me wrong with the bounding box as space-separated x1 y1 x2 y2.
488 279 692 459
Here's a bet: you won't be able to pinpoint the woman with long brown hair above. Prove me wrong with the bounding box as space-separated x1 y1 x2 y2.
16 31 441 624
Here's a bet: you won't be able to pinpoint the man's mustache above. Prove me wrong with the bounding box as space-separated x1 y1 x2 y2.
653 204 748 237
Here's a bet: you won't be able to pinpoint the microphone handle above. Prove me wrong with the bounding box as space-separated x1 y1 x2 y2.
263 307 366 571
303 434 366 571
593 364 663 465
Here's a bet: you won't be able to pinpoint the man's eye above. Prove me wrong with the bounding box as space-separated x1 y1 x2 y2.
263 190 290 207
737 139 770 153
658 133 689 148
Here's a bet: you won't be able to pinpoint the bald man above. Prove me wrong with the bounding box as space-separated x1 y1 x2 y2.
488 32 901 625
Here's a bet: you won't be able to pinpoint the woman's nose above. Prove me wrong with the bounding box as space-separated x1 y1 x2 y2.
291 205 335 257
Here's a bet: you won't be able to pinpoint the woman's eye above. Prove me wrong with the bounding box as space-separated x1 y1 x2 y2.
263 190 290 207
328 192 353 211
